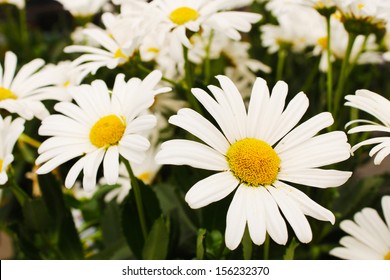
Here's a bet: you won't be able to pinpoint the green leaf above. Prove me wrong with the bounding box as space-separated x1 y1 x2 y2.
196 228 207 260
121 181 162 259
142 216 170 260
101 201 122 247
22 198 53 231
38 173 83 259
283 238 299 260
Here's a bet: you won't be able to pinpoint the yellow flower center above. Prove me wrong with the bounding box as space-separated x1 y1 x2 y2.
89 115 126 148
226 138 281 187
0 87 17 101
317 36 328 49
0 159 3 171
114 48 127 59
169 7 199 25
385 251 390 260
357 3 364 10
137 172 152 184
147 47 160 53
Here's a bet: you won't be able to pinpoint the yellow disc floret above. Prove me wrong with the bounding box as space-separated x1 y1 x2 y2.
114 48 127 59
169 7 199 25
0 159 3 171
385 251 390 260
226 138 281 187
89 115 126 148
0 87 17 101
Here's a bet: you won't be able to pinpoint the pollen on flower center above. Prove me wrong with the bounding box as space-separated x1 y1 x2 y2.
385 251 390 260
317 36 328 49
169 6 199 25
89 115 126 148
226 138 280 187
0 87 17 101
0 159 3 171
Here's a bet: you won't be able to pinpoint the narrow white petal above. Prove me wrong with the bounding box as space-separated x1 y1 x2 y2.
382 196 390 231
36 151 83 174
155 140 228 171
246 187 267 245
260 187 288 245
225 185 247 250
267 186 312 243
355 208 390 248
103 146 119 185
3 51 17 89
278 168 352 188
65 157 86 188
83 149 105 178
350 137 390 154
185 171 238 209
247 77 269 138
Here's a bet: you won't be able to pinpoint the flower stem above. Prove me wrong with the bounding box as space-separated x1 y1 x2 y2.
204 30 214 84
333 32 357 119
19 133 41 149
276 48 287 82
325 15 333 113
122 157 148 241
183 46 203 114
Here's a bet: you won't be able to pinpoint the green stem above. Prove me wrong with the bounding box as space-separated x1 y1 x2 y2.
276 48 287 82
204 30 214 84
263 234 270 260
7 168 29 206
18 7 29 49
19 133 41 149
183 46 203 114
326 15 333 113
334 32 357 119
122 157 148 241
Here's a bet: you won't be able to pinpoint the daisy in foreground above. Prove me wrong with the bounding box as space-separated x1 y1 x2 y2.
330 196 390 259
36 70 170 191
156 75 352 250
345 90 390 165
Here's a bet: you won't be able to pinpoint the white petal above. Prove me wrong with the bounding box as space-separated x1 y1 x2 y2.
103 146 119 185
246 187 267 245
225 185 247 250
278 168 352 188
260 187 288 245
155 140 228 171
185 171 238 209
382 196 390 231
65 157 86 188
267 186 312 243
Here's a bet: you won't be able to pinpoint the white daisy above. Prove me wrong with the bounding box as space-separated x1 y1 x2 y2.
345 89 390 165
55 0 109 17
64 13 142 83
0 116 25 185
330 195 390 260
150 0 261 48
0 51 64 120
156 75 352 250
36 70 170 191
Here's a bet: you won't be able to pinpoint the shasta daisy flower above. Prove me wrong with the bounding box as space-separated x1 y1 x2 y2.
0 116 25 184
345 90 390 165
0 51 64 120
156 75 352 250
55 0 109 18
151 0 261 48
36 70 170 191
330 196 390 259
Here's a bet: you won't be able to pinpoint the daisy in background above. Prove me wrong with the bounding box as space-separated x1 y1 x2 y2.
136 0 261 48
36 70 171 191
55 0 110 18
64 12 143 84
156 75 352 250
0 116 25 185
0 51 65 120
330 195 390 259
345 90 390 165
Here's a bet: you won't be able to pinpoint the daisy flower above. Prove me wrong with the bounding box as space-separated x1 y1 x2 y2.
64 13 142 83
55 0 109 18
0 51 64 120
36 70 170 191
156 75 352 250
330 196 390 259
0 116 25 185
345 90 390 165
151 0 261 48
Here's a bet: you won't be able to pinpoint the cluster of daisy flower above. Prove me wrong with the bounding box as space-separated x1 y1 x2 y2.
0 0 390 260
